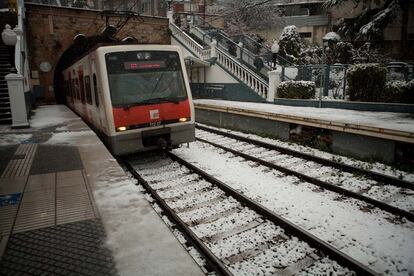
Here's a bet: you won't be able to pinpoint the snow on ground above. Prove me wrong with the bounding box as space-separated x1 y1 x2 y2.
195 99 414 133
45 130 95 145
173 142 414 275
198 123 414 183
30 105 80 128
0 134 32 145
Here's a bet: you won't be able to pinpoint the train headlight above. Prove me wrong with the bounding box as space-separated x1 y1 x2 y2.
117 126 128 132
178 118 188 122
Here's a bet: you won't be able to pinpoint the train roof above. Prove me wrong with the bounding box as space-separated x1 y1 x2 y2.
61 43 180 71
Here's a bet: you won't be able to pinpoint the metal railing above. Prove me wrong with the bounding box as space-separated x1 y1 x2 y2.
171 22 269 100
217 48 269 99
281 14 329 27
192 22 294 80
170 23 206 59
281 64 349 100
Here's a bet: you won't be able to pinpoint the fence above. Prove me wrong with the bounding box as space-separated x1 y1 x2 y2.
281 64 348 100
280 62 414 100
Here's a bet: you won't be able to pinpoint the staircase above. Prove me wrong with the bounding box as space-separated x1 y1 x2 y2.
0 43 13 124
170 23 270 100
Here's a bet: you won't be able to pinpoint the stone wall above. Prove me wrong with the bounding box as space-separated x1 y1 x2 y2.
25 4 170 102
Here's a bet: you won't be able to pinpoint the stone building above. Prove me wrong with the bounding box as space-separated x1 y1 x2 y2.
25 3 170 102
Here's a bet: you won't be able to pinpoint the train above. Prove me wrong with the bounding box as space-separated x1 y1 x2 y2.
62 44 195 155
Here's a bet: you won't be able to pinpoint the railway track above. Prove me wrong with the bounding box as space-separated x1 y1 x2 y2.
124 152 378 276
195 125 414 222
196 125 413 190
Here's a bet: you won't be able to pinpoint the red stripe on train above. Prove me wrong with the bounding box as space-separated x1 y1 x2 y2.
112 100 191 128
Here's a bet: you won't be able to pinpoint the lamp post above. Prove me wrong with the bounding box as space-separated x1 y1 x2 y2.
271 42 279 70
318 38 328 108
319 32 340 107
166 0 172 11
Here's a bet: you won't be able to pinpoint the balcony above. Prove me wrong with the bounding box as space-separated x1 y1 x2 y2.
281 14 329 27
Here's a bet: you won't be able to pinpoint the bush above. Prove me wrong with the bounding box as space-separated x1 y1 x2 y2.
347 63 386 102
277 80 316 99
383 80 414 103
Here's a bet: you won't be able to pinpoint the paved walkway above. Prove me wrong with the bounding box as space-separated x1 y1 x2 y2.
0 105 205 276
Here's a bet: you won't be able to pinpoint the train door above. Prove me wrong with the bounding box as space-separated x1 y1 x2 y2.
91 60 106 133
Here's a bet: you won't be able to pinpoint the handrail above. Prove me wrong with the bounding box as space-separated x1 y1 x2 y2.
217 48 268 85
170 22 205 59
171 21 269 99
14 0 24 74
216 47 269 98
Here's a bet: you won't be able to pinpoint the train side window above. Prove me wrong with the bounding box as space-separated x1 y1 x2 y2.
84 76 92 105
65 81 69 97
79 76 85 104
71 80 74 98
75 78 80 100
93 73 99 107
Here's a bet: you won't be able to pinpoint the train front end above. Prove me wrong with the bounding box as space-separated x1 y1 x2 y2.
100 45 195 155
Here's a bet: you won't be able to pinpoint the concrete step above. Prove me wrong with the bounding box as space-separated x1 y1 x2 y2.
0 118 12 124
0 110 11 117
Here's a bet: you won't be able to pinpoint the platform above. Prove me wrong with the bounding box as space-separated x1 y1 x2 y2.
194 99 414 162
0 105 205 276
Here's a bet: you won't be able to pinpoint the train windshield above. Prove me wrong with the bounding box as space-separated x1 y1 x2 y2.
105 51 188 107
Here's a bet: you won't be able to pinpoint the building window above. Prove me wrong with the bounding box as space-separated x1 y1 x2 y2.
300 32 312 38
141 0 150 14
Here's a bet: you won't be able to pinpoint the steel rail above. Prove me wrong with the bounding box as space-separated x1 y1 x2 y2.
197 137 414 223
167 151 378 276
123 159 233 276
196 124 414 191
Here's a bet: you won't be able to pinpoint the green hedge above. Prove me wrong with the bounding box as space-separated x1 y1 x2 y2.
277 80 316 99
347 64 387 102
383 80 414 104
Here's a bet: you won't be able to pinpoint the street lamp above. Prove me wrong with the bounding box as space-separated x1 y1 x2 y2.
319 32 340 107
166 0 172 11
271 42 279 70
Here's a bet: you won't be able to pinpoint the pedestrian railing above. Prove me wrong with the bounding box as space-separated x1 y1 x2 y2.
170 23 206 60
171 22 269 100
217 48 269 99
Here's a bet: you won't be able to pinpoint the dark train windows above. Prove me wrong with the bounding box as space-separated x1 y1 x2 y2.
84 76 92 105
79 76 86 104
93 73 99 107
71 79 75 99
75 78 80 100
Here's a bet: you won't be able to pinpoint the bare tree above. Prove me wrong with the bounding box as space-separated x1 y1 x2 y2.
213 0 282 36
